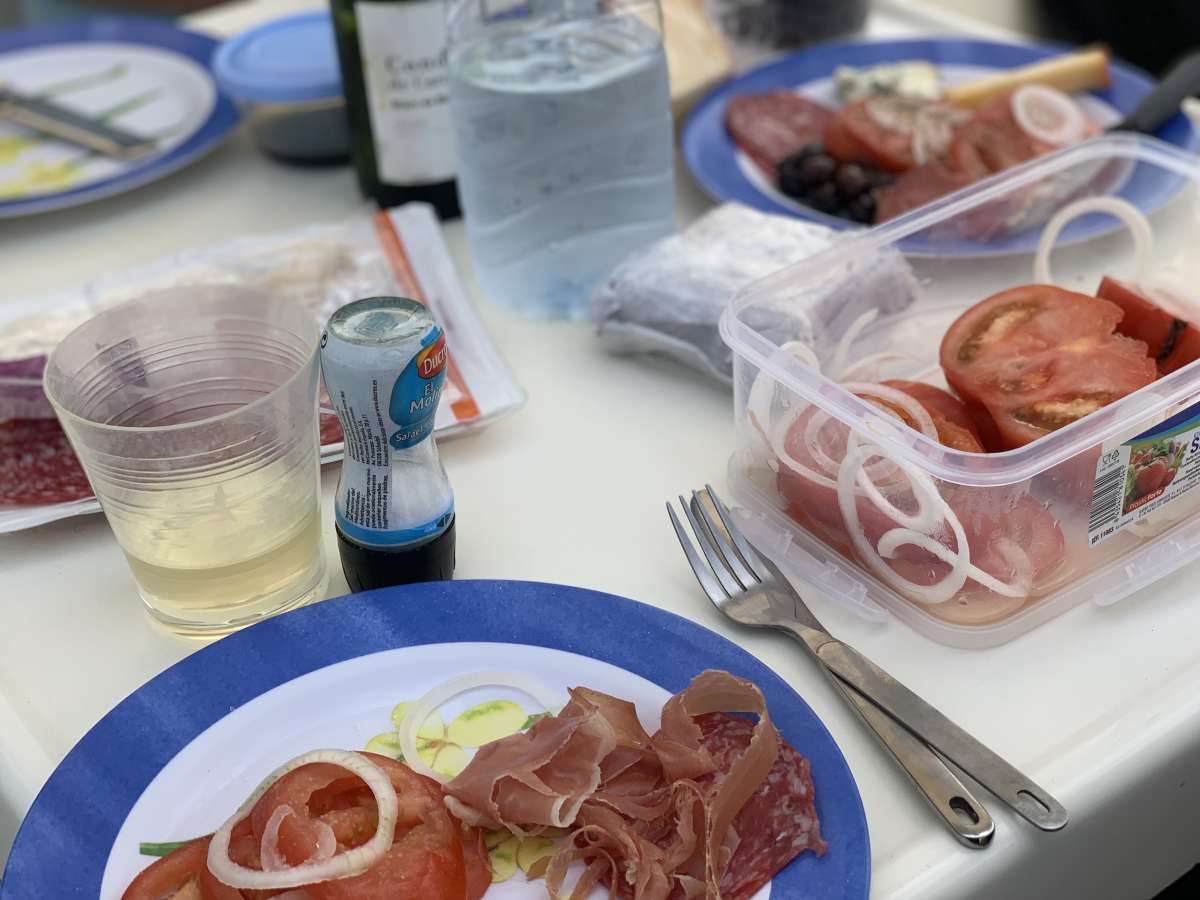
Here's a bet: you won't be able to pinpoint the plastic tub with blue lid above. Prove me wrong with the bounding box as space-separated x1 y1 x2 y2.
213 11 349 164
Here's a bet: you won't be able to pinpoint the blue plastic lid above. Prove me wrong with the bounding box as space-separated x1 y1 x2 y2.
213 11 342 104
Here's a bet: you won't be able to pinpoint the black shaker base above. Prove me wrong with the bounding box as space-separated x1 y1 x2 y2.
336 517 456 592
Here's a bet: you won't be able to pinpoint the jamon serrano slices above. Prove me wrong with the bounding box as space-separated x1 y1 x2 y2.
445 690 618 834
445 670 823 900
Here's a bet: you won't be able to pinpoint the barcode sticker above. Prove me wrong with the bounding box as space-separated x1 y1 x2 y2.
1088 402 1200 547
1087 465 1124 536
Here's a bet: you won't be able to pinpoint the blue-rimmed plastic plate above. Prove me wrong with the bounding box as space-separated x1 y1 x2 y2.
0 18 239 218
0 580 869 899
683 38 1198 254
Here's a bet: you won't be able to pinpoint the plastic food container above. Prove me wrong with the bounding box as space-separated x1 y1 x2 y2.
723 134 1200 647
212 11 350 165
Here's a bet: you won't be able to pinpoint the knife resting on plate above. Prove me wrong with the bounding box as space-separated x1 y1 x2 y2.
0 85 158 161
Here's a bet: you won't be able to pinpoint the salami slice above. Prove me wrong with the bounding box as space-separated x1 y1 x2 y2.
0 418 93 507
698 712 825 899
725 91 835 178
873 160 975 222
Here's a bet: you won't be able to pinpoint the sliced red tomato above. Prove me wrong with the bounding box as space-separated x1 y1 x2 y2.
249 763 347 868
940 285 1157 448
308 798 469 900
121 837 243 900
462 828 492 900
775 402 1066 606
127 754 483 900
1096 276 1200 376
882 380 985 452
823 99 919 172
952 492 1065 585
947 91 1047 178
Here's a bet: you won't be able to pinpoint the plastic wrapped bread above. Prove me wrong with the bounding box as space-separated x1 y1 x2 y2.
590 204 918 382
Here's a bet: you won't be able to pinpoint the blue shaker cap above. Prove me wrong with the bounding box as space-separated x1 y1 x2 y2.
212 11 343 104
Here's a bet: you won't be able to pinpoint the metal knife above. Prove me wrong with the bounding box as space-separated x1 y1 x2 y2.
0 86 158 161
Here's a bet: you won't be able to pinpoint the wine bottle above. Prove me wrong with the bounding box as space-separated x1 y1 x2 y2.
330 0 460 218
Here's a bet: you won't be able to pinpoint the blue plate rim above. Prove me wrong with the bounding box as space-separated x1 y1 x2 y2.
682 35 1198 254
0 579 871 899
0 16 240 218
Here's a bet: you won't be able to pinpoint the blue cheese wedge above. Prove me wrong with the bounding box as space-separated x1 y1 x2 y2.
834 61 941 105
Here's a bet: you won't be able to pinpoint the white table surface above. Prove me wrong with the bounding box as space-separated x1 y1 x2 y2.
3 1 1200 898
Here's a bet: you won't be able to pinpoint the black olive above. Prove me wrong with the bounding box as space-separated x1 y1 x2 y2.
834 163 869 199
797 141 826 160
805 182 840 214
847 192 877 224
776 156 807 198
777 151 836 197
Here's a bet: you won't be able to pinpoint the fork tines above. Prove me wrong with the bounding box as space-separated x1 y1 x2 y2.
667 486 767 602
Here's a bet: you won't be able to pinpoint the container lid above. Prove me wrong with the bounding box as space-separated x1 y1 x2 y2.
213 11 342 104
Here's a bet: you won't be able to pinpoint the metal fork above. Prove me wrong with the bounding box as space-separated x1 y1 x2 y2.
669 486 1069 844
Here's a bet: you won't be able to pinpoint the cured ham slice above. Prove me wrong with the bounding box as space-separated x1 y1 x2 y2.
445 692 618 832
446 670 824 900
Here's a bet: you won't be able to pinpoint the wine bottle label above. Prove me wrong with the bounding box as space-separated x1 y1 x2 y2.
355 0 456 185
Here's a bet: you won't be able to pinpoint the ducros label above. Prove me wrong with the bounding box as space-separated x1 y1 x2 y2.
388 328 447 449
416 334 448 380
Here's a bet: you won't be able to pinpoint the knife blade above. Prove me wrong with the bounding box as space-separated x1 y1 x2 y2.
0 87 158 161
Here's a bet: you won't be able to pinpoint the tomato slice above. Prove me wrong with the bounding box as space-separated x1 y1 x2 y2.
882 381 985 452
775 402 1066 608
824 99 918 172
1096 276 1200 376
120 837 243 900
947 91 1047 178
940 285 1157 448
308 798 469 900
953 492 1065 584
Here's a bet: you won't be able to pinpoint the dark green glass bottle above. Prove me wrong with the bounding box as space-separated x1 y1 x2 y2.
330 0 460 218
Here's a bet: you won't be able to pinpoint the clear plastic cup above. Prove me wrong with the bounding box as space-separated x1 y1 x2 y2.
43 285 327 637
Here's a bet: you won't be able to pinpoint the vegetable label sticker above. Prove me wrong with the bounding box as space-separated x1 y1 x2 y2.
1088 403 1200 546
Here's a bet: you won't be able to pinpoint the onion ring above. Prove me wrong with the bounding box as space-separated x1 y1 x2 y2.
399 672 561 784
745 341 821 456
1034 196 1153 286
836 434 969 604
1012 85 1087 147
207 750 398 890
829 310 878 379
770 408 839 490
876 530 1031 598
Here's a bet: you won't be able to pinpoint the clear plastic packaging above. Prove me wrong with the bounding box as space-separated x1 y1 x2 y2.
0 204 525 534
722 135 1200 647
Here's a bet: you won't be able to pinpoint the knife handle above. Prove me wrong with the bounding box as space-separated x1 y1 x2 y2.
829 671 994 848
1117 49 1200 135
813 638 1068 832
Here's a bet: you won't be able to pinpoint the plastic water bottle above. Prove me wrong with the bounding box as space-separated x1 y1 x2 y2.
448 0 676 319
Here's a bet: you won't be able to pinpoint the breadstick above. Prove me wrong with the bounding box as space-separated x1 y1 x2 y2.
945 47 1110 109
